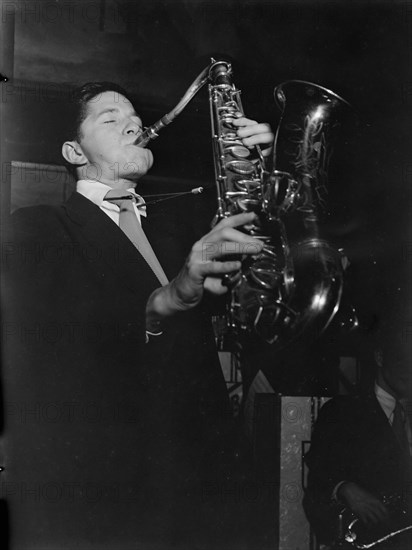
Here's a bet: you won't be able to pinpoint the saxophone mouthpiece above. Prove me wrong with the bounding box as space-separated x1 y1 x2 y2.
134 128 156 147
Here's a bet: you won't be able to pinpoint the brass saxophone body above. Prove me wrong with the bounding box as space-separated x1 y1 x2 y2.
208 61 287 345
136 59 354 348
261 80 352 346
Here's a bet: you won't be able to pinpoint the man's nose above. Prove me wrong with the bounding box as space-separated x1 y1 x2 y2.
125 120 142 136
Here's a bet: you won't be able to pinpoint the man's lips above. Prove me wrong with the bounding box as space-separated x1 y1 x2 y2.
126 139 144 148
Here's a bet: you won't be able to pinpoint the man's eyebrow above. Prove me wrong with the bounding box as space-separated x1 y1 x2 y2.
95 107 141 119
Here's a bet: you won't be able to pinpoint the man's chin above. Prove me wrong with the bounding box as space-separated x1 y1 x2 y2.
121 155 154 180
135 151 154 174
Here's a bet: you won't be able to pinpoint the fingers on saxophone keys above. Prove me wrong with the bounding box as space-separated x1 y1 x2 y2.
231 117 258 128
214 211 258 229
222 271 242 288
216 226 260 243
203 260 241 277
234 121 273 137
261 145 274 158
202 240 262 262
240 132 274 149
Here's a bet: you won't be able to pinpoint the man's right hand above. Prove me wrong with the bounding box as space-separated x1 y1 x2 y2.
145 212 263 331
338 482 389 526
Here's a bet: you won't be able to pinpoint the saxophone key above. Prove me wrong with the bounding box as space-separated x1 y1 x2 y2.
234 178 261 192
249 266 282 290
236 197 261 213
224 145 251 158
224 191 248 198
221 131 238 140
225 159 255 175
221 138 243 147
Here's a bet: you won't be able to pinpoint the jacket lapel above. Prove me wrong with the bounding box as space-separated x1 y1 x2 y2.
63 192 160 298
142 204 191 280
368 395 408 454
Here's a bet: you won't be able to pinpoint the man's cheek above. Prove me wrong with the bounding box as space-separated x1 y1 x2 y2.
146 150 154 168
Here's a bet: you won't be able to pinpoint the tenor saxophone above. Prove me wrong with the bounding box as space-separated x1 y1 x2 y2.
136 59 354 348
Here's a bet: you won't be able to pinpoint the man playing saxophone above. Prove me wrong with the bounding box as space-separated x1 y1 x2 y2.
3 80 273 549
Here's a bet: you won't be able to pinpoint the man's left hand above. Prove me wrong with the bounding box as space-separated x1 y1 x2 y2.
232 117 274 158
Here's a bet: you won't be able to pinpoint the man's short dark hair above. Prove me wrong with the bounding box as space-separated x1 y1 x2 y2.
64 82 134 178
67 81 134 141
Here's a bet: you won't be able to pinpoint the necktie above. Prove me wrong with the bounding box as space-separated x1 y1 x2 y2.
104 191 168 286
392 400 409 453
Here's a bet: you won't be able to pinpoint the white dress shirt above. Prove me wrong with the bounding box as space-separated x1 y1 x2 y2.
76 179 146 225
375 382 397 424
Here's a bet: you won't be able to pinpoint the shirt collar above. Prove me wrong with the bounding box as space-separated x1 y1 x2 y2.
76 179 113 208
76 179 146 217
375 382 397 420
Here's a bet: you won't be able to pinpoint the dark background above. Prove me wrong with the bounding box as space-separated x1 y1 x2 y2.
0 1 411 547
1 0 411 364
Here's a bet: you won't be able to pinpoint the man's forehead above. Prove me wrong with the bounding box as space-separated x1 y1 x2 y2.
85 91 138 117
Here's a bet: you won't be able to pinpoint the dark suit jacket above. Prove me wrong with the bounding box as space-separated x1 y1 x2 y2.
2 191 232 548
303 394 412 544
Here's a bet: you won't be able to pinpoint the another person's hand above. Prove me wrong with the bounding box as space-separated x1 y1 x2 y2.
146 212 263 330
338 482 389 526
232 117 274 158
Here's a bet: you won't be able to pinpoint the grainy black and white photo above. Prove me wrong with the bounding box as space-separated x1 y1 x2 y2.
0 1 411 549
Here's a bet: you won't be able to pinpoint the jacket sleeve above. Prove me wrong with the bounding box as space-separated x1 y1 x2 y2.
303 397 360 543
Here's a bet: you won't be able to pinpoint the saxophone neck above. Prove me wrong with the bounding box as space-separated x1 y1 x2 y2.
134 58 230 147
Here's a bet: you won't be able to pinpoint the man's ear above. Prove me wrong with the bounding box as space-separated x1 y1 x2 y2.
62 141 87 166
